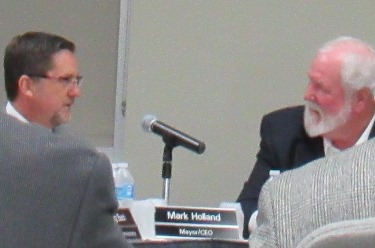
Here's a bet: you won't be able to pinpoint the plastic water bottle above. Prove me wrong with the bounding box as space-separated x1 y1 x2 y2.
113 162 135 208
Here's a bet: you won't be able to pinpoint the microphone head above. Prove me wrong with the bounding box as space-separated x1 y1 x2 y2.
141 114 157 132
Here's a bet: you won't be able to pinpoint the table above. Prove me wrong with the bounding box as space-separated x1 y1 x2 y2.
132 239 248 248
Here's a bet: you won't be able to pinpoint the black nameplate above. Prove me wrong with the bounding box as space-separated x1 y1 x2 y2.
155 225 239 239
155 206 237 225
114 208 142 240
154 206 239 240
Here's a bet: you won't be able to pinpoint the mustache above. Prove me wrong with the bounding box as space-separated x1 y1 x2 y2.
305 101 322 112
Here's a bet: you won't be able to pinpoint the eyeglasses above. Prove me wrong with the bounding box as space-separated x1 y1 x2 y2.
27 74 83 87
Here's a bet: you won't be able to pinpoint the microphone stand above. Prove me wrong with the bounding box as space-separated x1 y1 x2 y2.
162 144 173 204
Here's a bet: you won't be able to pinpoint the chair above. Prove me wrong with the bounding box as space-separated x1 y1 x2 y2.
296 217 375 248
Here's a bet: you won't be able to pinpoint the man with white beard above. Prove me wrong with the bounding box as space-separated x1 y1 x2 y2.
237 36 375 239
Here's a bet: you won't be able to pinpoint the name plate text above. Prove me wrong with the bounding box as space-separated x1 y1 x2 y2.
154 206 239 240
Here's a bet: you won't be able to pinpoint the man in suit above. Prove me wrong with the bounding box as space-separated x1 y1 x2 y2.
3 31 82 128
237 36 375 238
249 136 375 248
0 112 132 247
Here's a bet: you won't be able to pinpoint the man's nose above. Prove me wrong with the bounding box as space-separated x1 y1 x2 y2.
304 84 315 102
67 84 82 98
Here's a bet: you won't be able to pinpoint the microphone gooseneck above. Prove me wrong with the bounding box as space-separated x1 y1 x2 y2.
141 114 206 203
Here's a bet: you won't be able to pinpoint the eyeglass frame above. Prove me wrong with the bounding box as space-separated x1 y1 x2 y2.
26 74 83 87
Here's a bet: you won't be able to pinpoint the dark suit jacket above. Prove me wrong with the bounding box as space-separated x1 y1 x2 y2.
236 105 375 238
0 112 132 248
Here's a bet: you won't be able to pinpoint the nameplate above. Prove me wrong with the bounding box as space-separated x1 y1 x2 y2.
114 208 142 240
154 206 240 240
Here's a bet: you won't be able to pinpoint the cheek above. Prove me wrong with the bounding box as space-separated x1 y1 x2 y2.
315 96 344 115
34 95 63 113
34 87 67 108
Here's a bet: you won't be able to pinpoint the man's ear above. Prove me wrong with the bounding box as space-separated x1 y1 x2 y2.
18 75 35 97
352 87 372 113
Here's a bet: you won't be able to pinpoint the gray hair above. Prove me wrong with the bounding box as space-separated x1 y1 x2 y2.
321 36 375 96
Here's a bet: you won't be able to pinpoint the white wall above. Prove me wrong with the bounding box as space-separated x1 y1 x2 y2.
124 0 375 206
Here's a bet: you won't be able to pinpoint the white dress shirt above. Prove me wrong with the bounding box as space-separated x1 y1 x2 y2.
324 113 375 156
6 102 29 123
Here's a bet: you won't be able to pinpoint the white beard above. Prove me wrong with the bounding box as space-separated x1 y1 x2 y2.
304 101 351 137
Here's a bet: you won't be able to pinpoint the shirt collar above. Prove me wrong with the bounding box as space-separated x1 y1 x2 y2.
324 113 375 156
6 101 29 123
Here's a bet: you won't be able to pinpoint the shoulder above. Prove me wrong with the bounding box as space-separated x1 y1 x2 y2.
263 105 305 122
267 138 375 196
260 140 375 245
1 112 103 170
260 105 306 138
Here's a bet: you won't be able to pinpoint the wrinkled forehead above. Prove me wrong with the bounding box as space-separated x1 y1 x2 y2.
310 50 342 76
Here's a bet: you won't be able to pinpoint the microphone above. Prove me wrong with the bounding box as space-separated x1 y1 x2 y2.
141 115 206 154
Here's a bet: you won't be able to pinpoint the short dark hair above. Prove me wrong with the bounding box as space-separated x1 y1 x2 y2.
4 31 75 101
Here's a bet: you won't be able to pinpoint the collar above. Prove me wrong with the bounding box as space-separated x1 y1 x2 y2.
324 113 375 156
6 101 29 123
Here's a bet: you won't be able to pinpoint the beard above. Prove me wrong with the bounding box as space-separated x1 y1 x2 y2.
304 101 351 137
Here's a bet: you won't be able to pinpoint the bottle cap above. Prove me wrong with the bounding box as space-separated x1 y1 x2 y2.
112 162 128 169
269 170 280 177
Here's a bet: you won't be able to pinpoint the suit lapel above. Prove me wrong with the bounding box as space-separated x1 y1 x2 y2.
369 124 375 139
294 136 324 168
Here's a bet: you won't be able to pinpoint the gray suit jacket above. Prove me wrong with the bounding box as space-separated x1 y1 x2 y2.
249 138 375 248
0 112 132 248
